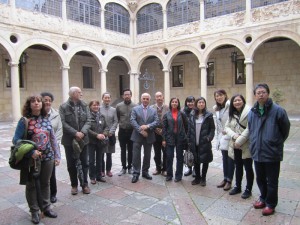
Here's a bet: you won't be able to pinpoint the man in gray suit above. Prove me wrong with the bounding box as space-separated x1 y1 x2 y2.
130 93 159 183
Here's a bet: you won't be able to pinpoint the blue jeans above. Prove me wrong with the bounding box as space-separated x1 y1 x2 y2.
254 161 280 209
221 150 235 182
166 143 184 180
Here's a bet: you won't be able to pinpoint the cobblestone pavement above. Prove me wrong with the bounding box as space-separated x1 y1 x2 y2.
0 116 299 225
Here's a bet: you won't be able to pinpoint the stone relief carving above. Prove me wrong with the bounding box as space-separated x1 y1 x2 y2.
104 30 131 46
167 21 200 38
136 30 163 44
203 12 245 31
252 1 300 22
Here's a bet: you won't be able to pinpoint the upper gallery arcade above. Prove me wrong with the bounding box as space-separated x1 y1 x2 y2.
0 0 300 121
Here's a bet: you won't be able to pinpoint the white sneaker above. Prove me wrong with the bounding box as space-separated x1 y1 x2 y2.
118 168 126 176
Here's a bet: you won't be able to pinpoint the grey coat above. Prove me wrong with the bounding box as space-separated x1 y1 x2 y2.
48 108 62 144
59 98 91 146
188 110 215 163
130 104 159 144
100 105 118 153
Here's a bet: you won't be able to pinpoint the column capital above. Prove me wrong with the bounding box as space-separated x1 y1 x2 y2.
100 68 108 73
244 58 254 64
199 63 207 69
60 65 70 70
8 61 19 67
162 69 170 73
129 72 140 76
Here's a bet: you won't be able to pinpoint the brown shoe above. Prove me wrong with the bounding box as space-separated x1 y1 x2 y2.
71 186 78 195
152 170 161 175
223 182 232 191
106 171 113 177
82 186 90 194
217 180 226 188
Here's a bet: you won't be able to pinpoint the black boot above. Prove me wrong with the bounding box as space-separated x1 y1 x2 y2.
31 212 40 224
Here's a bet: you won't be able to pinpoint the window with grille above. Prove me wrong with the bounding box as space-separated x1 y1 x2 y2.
137 3 163 34
207 61 215 86
251 0 288 8
67 0 101 27
0 0 8 4
82 66 93 89
167 0 200 28
16 0 62 17
105 3 130 34
172 65 184 87
204 0 246 19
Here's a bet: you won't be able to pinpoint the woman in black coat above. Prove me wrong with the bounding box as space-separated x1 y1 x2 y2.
188 97 215 186
162 97 188 182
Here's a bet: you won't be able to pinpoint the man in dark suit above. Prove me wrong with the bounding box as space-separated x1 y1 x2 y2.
130 93 159 183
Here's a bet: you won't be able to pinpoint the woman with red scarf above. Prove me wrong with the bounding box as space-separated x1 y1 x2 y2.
162 97 188 182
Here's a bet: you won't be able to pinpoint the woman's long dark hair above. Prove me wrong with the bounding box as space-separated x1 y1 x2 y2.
194 97 207 117
169 97 181 111
228 94 246 121
22 95 47 118
214 89 228 111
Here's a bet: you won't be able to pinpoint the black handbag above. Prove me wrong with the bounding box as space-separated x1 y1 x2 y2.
108 134 116 146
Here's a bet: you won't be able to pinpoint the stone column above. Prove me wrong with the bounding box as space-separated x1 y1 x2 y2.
245 58 254 106
163 69 170 104
62 0 67 20
61 65 70 102
129 72 136 95
9 0 16 21
101 7 105 38
200 63 207 99
100 69 107 94
163 9 167 40
200 0 205 21
9 61 21 122
134 73 140 103
131 17 136 45
245 0 251 23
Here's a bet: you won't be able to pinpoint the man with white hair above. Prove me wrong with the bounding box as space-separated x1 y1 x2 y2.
59 87 91 195
130 93 159 183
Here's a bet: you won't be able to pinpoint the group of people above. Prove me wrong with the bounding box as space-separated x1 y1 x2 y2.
12 83 290 224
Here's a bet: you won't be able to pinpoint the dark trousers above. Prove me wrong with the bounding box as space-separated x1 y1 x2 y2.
234 149 254 191
102 153 112 172
166 141 184 179
118 129 133 170
153 134 166 172
132 139 152 176
50 161 57 197
254 161 280 209
26 159 53 213
221 150 235 182
194 162 209 180
64 145 89 187
88 144 103 180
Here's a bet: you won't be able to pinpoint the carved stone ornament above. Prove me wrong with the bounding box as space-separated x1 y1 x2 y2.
127 0 138 13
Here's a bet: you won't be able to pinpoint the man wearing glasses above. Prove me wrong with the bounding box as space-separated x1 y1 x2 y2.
248 83 290 216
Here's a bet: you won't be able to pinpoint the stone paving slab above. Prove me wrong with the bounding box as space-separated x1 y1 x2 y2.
0 118 300 224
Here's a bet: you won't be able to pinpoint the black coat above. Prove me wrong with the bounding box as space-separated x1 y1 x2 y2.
188 110 215 163
162 111 188 146
248 98 290 162
88 111 108 145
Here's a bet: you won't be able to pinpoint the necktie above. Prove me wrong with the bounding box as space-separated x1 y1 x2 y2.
143 108 147 120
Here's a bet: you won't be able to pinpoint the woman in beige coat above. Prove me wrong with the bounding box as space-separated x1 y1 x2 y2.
225 94 254 199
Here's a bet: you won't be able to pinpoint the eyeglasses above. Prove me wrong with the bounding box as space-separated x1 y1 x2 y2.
256 91 267 96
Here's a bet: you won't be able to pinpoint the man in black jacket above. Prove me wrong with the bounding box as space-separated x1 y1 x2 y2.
248 83 290 216
59 87 91 195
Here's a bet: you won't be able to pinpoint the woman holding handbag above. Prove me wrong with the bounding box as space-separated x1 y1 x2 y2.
188 97 215 186
13 95 60 224
225 94 254 199
213 89 234 191
162 97 188 182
